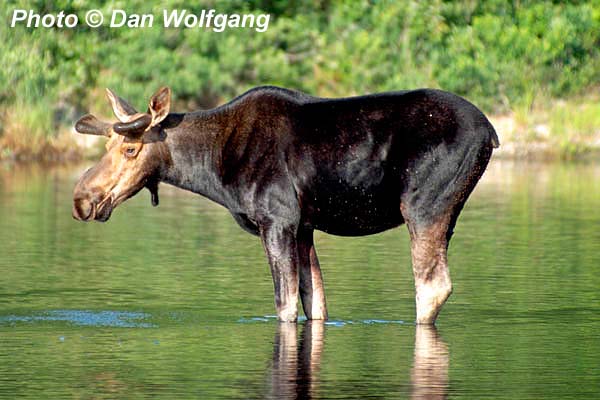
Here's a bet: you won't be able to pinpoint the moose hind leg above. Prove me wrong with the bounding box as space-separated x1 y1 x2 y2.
408 220 453 325
402 133 493 324
298 229 328 320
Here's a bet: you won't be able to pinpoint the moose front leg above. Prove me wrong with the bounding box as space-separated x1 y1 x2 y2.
260 223 300 322
297 229 328 320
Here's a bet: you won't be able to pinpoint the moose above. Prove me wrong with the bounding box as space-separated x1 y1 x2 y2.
73 86 498 324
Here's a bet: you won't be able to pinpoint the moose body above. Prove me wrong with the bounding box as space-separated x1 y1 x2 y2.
73 86 498 324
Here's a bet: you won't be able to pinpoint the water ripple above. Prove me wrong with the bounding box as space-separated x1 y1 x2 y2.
236 316 405 326
0 310 155 328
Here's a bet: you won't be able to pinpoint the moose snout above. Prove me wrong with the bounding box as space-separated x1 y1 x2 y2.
72 167 116 222
72 197 94 221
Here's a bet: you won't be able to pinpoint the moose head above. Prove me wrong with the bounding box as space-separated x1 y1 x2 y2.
72 87 171 222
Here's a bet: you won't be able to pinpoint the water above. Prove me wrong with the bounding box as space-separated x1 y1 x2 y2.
0 159 599 398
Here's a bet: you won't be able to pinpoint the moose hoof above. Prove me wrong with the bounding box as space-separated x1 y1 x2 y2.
415 282 452 325
305 309 328 321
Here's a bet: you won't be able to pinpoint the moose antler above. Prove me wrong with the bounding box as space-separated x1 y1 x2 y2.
113 114 152 137
106 88 138 122
74 114 112 137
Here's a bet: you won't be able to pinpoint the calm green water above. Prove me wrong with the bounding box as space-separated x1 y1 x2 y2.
0 159 599 399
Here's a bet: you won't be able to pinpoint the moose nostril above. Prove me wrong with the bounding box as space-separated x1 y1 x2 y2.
73 198 94 221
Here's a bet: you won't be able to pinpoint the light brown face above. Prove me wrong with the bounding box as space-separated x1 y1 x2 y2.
72 87 171 222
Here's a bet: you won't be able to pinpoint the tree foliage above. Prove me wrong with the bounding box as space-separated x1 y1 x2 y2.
1 0 598 138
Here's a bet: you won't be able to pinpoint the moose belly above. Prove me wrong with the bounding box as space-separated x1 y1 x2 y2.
305 188 404 236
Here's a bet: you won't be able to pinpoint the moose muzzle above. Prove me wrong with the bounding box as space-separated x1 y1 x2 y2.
72 182 115 222
72 164 115 222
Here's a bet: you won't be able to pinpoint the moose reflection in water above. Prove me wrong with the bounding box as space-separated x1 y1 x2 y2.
73 86 498 324
266 323 449 399
268 322 324 399
411 326 449 399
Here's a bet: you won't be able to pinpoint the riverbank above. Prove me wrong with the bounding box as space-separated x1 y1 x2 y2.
0 132 82 163
1 96 599 163
490 94 600 160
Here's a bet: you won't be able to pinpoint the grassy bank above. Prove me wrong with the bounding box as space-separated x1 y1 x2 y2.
491 92 600 160
0 103 81 163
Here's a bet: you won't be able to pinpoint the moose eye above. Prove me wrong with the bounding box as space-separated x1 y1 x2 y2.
124 147 137 157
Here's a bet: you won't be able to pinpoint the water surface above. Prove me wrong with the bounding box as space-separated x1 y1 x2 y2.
0 159 599 398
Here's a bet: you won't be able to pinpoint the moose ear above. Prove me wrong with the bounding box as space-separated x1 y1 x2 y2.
148 87 171 127
75 114 112 137
106 88 138 123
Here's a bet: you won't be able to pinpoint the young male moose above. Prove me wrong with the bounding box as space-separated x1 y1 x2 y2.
73 86 498 324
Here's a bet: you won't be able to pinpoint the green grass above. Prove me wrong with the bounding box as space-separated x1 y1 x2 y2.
550 99 600 139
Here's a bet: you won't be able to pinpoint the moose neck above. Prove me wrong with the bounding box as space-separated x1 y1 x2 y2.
159 112 237 209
